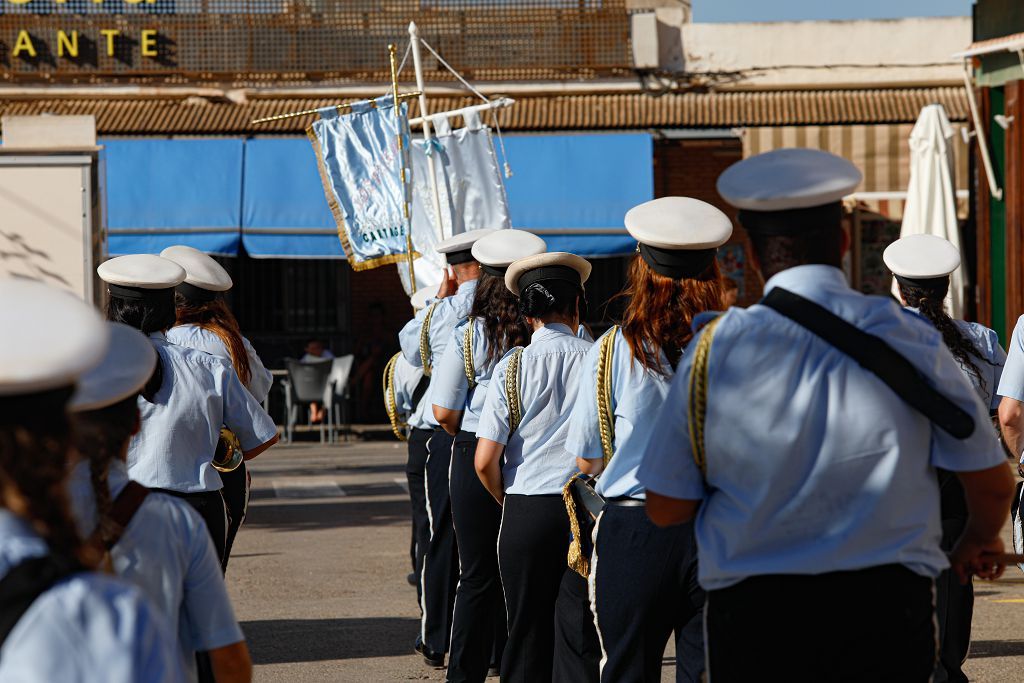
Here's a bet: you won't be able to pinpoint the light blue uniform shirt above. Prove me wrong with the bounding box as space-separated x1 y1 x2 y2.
904 309 1005 411
67 460 244 676
477 323 592 495
391 353 430 430
399 280 478 428
129 333 278 493
430 317 497 434
995 315 1024 405
637 265 1005 591
566 331 675 500
166 324 274 403
0 510 186 683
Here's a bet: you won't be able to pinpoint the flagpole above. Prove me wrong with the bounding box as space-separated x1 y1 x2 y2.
409 21 448 241
390 43 417 294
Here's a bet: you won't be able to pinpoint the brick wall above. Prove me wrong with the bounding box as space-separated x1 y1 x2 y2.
653 137 762 305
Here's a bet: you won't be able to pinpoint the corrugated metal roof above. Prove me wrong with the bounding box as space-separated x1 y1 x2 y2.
0 87 967 135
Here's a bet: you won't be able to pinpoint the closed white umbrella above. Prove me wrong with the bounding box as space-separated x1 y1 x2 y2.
892 104 964 317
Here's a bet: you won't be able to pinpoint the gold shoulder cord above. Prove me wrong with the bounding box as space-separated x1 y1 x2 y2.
419 302 439 377
463 317 477 390
596 326 618 466
687 316 723 478
383 352 408 441
505 348 524 433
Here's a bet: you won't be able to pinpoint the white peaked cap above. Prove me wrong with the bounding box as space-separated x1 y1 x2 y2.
70 322 157 412
435 228 499 260
883 234 961 279
624 197 732 249
717 148 862 212
160 245 233 292
97 254 186 289
472 230 547 268
0 278 109 396
505 252 592 295
410 284 439 311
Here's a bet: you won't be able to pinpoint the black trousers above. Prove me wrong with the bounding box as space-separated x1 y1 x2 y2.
498 493 570 683
935 472 972 683
553 568 600 683
407 428 432 605
706 564 936 682
447 432 506 683
153 488 228 568
591 504 704 683
220 462 249 571
421 428 459 655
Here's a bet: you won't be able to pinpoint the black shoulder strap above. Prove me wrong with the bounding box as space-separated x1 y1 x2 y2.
0 553 81 646
761 287 975 440
88 481 151 552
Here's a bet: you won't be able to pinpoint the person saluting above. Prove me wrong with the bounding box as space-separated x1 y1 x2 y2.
638 149 1014 682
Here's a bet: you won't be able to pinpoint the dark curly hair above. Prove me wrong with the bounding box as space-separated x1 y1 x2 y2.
619 255 725 375
173 295 252 386
897 277 987 392
106 294 167 402
71 396 139 552
470 272 531 364
0 386 97 568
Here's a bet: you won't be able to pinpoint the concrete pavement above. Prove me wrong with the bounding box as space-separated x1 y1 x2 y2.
227 441 1024 682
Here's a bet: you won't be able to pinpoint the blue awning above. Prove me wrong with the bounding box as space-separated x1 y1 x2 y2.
501 133 653 257
103 139 244 256
242 138 345 259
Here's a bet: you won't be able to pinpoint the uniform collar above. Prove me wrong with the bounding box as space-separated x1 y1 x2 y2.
531 322 574 342
456 279 478 296
762 265 849 299
0 508 36 543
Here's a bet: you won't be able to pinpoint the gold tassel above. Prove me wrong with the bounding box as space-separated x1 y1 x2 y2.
562 474 590 578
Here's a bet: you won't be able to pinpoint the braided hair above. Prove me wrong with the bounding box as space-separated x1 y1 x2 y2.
470 272 530 364
70 396 139 551
0 387 97 568
897 277 987 392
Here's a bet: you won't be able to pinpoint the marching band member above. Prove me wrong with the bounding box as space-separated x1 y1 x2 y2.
884 234 1006 683
398 228 496 667
475 252 593 683
160 245 273 568
386 285 433 593
0 279 185 683
97 254 279 564
68 322 252 683
638 149 1013 682
430 230 547 683
565 197 730 683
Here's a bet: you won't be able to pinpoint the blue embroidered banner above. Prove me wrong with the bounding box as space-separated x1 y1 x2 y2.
307 96 417 270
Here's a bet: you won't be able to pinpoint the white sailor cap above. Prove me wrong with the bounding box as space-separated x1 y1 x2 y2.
70 322 157 412
435 228 499 265
625 197 732 279
883 234 961 282
98 254 186 301
472 230 547 277
0 278 109 397
410 284 439 311
505 252 592 296
717 149 862 233
160 245 232 302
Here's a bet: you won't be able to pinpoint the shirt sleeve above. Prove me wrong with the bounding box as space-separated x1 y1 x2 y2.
179 505 245 652
929 335 1007 472
243 337 274 404
997 316 1024 401
565 341 603 460
399 307 429 367
636 336 707 501
220 360 278 450
430 325 470 412
476 353 514 445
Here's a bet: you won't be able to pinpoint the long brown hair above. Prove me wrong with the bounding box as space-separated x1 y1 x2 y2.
0 387 96 568
619 255 724 375
174 296 252 385
471 272 531 364
71 396 139 552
